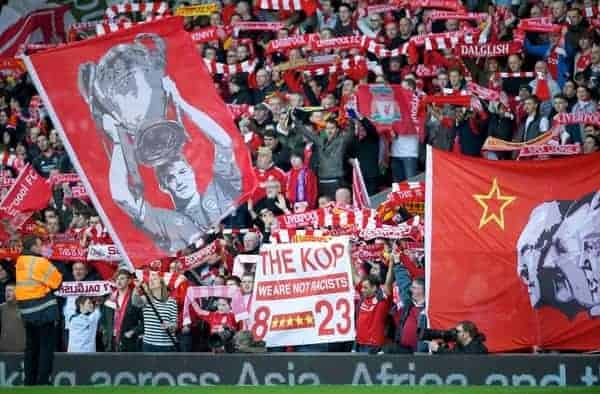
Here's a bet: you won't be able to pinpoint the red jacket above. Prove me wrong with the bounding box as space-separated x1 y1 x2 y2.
286 166 318 209
252 165 287 202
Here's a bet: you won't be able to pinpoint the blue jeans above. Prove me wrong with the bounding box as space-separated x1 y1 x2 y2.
391 157 417 183
142 342 177 352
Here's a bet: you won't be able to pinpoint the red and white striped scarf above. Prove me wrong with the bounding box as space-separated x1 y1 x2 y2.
554 112 600 126
189 26 233 44
221 227 259 235
105 2 170 21
358 216 423 241
467 82 501 102
271 227 359 244
427 11 488 22
276 207 379 230
183 285 247 326
351 159 370 210
95 15 167 35
177 240 222 272
257 0 317 15
495 71 536 79
583 6 600 18
396 0 464 11
305 55 366 76
265 34 315 54
203 58 258 76
517 18 563 34
311 35 364 52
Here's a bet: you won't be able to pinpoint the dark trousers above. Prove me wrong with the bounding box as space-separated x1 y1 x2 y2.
356 344 382 354
318 178 343 200
391 157 418 183
364 177 378 197
24 321 57 385
142 342 177 352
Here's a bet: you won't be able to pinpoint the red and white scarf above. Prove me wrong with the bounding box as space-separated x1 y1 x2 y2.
105 2 170 21
554 112 600 126
203 58 258 76
183 285 247 326
265 34 315 54
177 240 222 272
106 287 132 341
190 26 233 44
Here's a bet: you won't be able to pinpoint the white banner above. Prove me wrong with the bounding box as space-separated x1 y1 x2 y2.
86 244 122 262
232 254 260 277
250 237 355 347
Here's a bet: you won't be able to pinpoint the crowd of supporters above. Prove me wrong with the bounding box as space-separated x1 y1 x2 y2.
1 0 600 362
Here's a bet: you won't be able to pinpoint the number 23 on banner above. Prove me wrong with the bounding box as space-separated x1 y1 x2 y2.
252 298 352 341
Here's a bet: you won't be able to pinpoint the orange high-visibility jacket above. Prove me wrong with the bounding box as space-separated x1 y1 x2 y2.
15 255 62 301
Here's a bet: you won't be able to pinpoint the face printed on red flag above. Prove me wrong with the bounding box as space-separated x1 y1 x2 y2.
24 17 256 268
426 147 600 352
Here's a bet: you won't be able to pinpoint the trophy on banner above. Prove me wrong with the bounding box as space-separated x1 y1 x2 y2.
78 33 188 200
77 32 243 254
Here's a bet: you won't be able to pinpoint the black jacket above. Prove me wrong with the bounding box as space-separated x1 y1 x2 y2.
100 296 143 352
486 113 515 141
349 118 380 179
438 337 488 354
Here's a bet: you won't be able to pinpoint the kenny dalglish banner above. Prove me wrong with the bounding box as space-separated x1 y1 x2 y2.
24 17 256 268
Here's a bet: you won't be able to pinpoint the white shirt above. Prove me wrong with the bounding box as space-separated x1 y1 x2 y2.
524 115 549 134
391 135 419 158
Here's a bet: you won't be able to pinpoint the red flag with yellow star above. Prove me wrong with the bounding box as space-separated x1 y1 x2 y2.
425 147 600 352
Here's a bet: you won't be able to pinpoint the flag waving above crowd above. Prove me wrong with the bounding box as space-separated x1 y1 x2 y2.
426 147 600 352
24 17 256 268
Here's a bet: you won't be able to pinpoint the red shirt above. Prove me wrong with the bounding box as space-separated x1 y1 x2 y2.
252 165 287 202
356 288 391 346
393 303 425 351
204 311 238 334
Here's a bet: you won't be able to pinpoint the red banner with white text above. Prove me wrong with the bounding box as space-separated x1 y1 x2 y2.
25 17 256 268
426 147 600 352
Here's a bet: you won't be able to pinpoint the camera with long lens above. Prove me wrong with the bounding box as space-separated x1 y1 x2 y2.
419 328 457 343
208 326 236 353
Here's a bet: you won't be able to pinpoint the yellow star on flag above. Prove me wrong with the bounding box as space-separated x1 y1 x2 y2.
472 177 516 230
295 315 304 327
286 316 294 327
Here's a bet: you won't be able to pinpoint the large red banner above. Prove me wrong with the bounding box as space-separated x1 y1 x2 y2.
25 17 256 268
426 147 600 352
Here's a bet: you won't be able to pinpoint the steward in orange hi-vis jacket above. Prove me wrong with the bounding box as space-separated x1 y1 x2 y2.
16 235 62 385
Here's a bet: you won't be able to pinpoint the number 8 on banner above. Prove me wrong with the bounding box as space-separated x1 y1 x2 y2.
252 299 352 340
252 306 271 341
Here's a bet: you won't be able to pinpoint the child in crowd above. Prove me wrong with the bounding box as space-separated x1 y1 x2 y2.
68 296 101 353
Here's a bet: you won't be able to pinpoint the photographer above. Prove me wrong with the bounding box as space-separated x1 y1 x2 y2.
428 321 488 355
